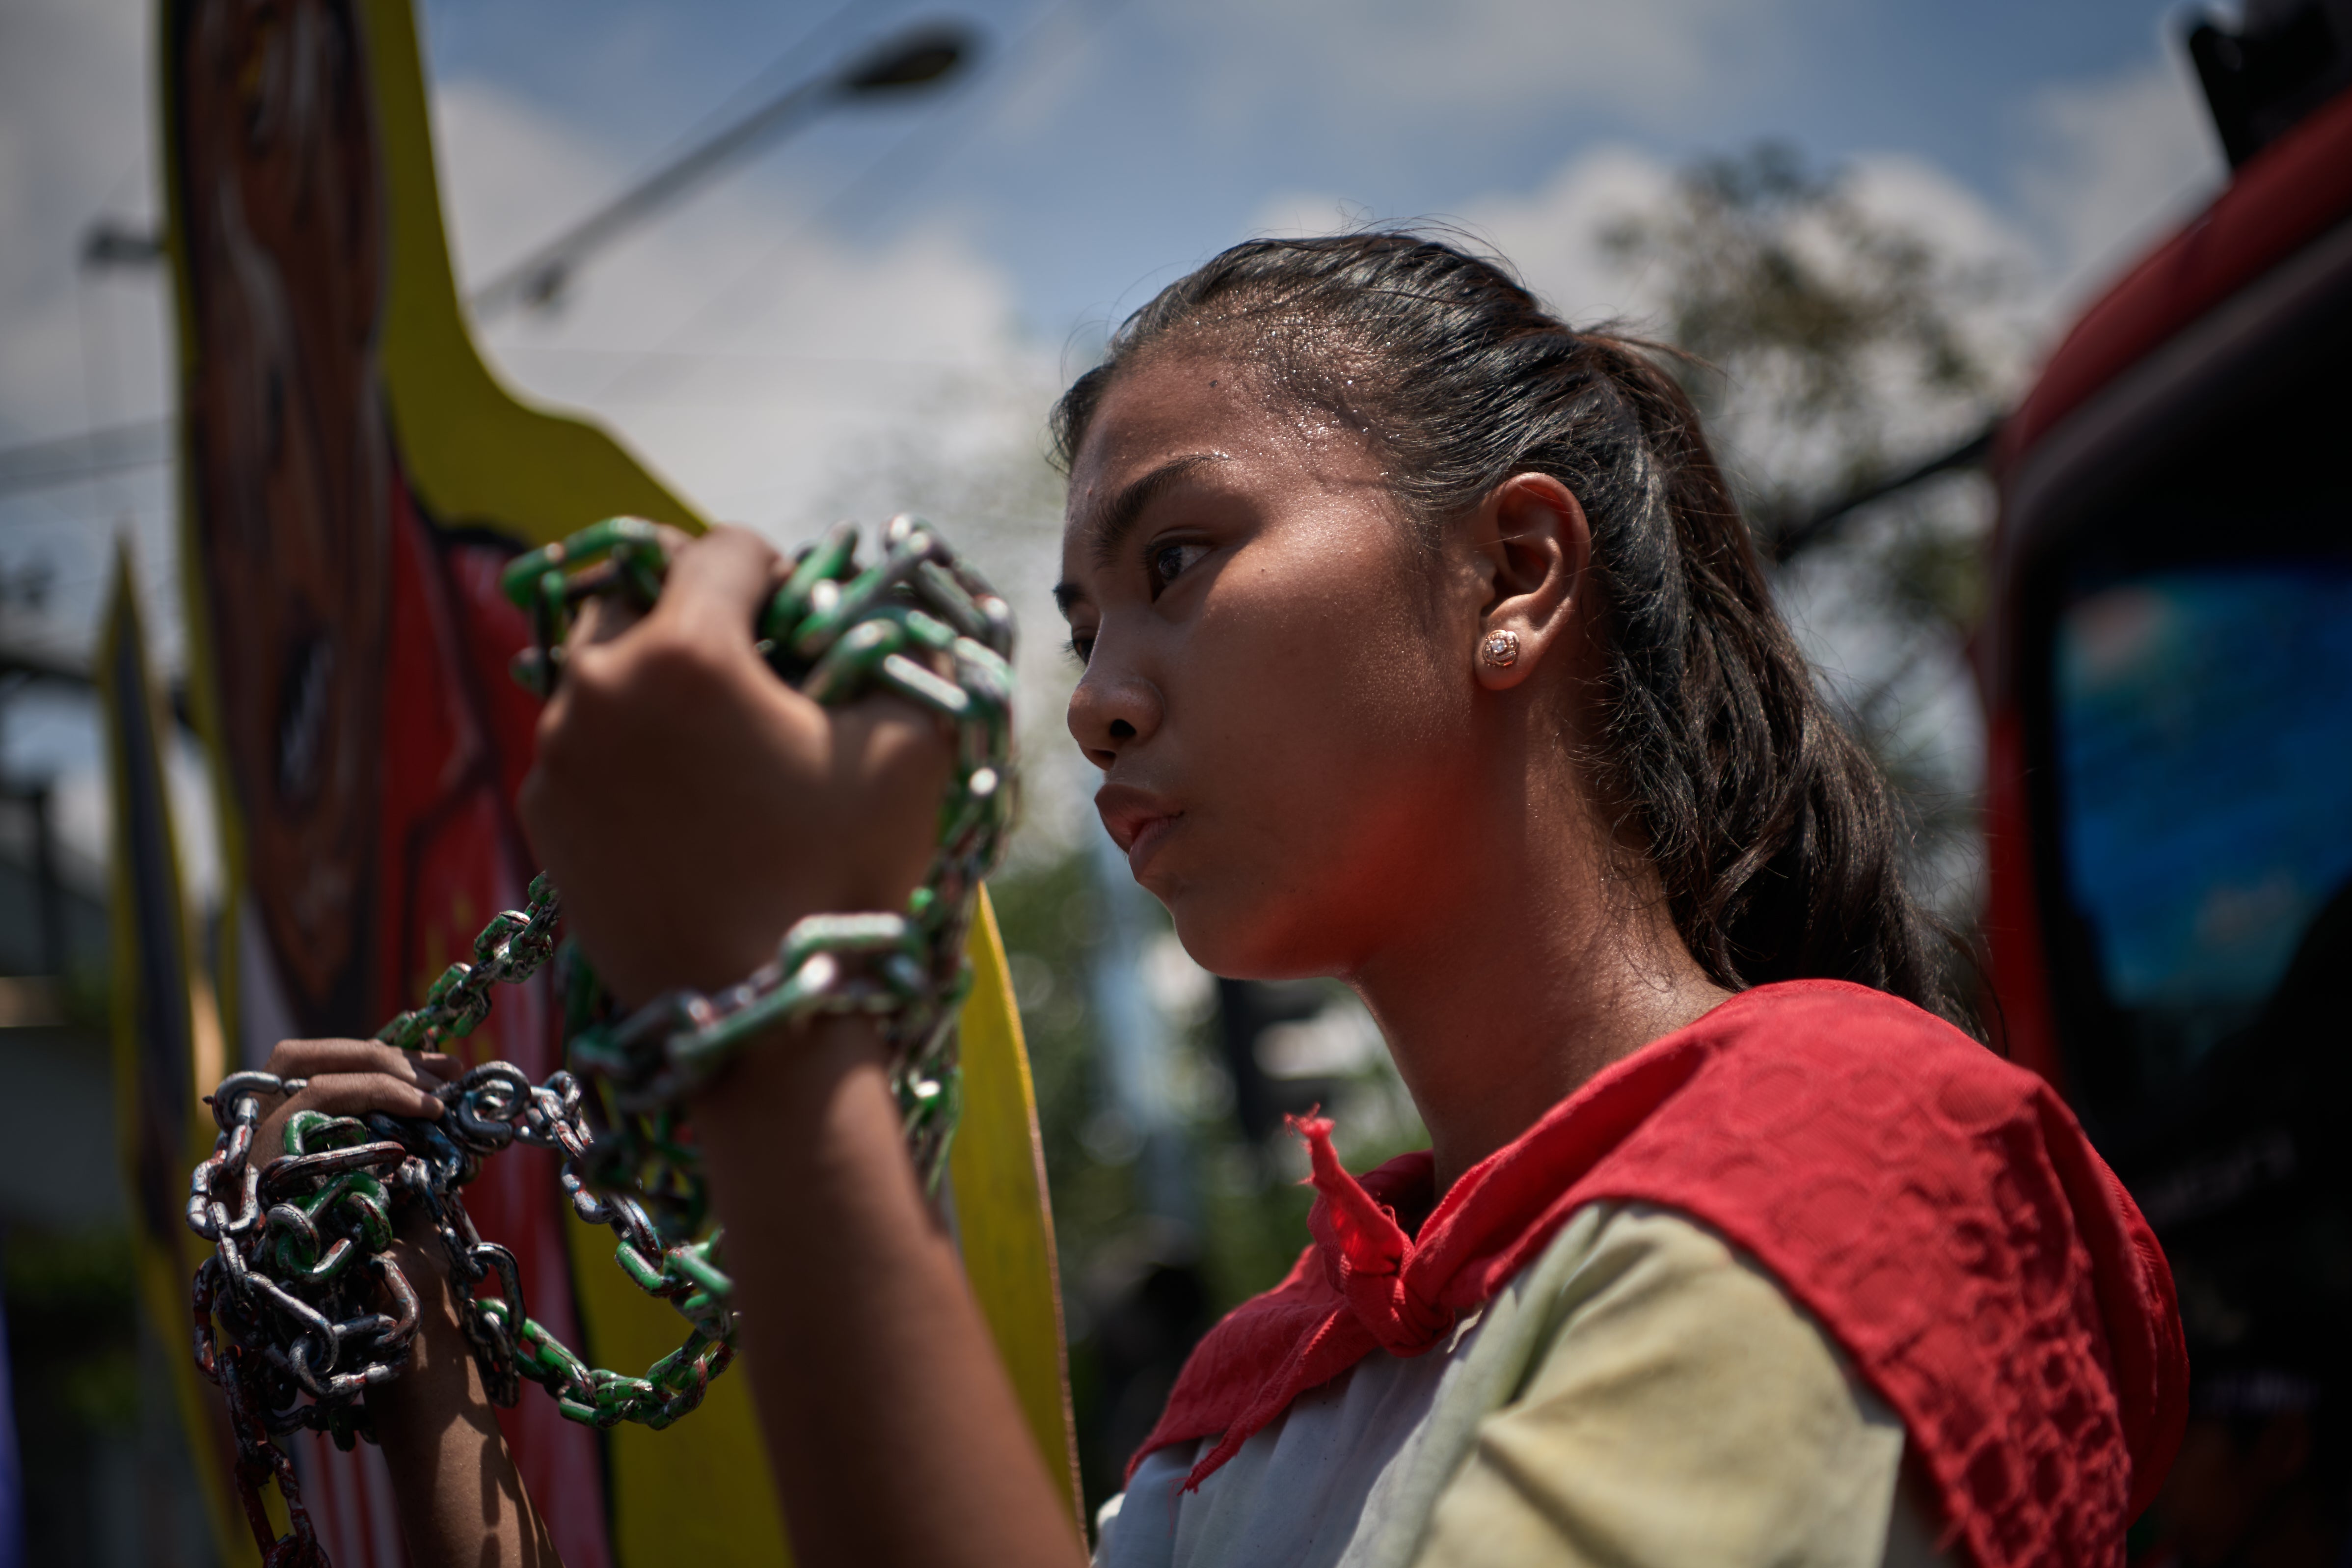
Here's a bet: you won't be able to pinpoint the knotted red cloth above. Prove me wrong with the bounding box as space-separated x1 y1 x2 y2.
1133 980 2187 1568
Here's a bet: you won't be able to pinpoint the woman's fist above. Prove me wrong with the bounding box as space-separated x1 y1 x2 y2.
518 525 953 1008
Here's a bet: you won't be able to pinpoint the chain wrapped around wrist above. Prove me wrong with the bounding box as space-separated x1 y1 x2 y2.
187 515 1015 1568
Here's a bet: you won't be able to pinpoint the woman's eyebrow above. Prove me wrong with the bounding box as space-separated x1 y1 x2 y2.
1079 452 1224 568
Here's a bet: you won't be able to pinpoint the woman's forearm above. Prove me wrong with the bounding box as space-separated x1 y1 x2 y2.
367 1223 563 1568
693 1015 1085 1568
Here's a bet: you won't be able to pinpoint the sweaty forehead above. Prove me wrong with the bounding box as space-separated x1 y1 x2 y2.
1061 350 1373 539
1071 354 1265 474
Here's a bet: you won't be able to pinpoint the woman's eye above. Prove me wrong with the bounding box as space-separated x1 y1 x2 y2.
1147 541 1209 597
1067 632 1096 667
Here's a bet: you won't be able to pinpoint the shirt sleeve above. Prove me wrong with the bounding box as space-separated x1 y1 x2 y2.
1411 1204 1950 1568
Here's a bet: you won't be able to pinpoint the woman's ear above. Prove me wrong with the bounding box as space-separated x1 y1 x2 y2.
1468 473 1592 691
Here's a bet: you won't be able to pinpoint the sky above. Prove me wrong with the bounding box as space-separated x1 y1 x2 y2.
415 0 2221 335
0 0 2229 884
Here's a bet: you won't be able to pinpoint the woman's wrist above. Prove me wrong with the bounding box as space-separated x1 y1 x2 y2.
368 1212 466 1422
687 1013 894 1160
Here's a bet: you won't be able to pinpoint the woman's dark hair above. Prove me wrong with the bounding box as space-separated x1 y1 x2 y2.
1052 231 1972 1029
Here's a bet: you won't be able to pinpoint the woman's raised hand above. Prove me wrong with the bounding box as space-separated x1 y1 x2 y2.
510 525 1082 1568
518 524 954 1009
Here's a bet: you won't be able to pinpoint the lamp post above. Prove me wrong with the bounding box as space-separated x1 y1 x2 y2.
467 21 975 323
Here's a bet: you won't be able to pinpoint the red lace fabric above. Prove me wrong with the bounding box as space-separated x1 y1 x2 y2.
1132 980 2187 1568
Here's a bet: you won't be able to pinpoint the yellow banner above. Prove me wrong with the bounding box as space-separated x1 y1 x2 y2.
96 545 246 1567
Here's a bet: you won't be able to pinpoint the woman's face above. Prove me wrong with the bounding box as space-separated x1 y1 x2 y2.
1059 350 1497 979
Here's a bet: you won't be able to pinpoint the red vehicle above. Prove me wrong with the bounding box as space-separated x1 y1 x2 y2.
1978 12 2352 1559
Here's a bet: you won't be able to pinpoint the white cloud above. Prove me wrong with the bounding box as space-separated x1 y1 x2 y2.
2013 56 2224 307
1243 192 1386 241
1244 147 1678 328
1454 147 1680 324
1839 152 2047 390
435 79 1038 529
1253 144 2040 357
1435 142 2033 355
1843 154 2039 279
0 0 162 444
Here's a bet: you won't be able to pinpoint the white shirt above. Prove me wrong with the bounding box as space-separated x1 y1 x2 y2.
1093 1203 1951 1568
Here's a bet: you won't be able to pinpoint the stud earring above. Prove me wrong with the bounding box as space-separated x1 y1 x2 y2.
1479 629 1521 669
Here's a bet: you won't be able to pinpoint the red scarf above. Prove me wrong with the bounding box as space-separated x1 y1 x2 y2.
1135 980 2187 1568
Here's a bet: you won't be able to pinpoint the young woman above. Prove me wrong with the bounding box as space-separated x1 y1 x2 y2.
256 232 2186 1568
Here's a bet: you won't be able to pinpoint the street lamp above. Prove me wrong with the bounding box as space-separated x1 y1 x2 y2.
468 20 976 322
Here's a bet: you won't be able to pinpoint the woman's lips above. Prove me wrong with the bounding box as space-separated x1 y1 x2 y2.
1097 786 1184 877
1123 812 1182 875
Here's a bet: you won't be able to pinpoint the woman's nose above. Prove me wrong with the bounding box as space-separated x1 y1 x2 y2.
1067 658 1162 770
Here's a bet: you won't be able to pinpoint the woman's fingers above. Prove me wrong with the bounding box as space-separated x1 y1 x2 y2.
830 694 958 894
249 1040 457 1157
260 1037 456 1088
558 523 696 653
571 589 648 649
281 1071 449 1122
652 525 784 645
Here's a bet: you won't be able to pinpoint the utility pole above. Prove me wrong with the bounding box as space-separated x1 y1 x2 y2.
0 560 64 978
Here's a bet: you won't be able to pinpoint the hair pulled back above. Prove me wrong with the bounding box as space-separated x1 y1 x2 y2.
1053 231 1969 1028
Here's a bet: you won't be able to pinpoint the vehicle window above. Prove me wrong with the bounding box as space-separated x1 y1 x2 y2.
2054 561 2352 1073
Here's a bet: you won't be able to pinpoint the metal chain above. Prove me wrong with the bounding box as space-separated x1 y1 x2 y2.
187 515 1015 1567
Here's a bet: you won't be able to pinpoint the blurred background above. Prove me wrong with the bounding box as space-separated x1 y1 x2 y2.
4 0 2345 1563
